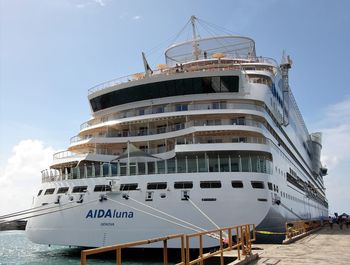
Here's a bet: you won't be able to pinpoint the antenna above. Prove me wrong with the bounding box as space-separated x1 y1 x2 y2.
190 15 201 60
280 51 292 126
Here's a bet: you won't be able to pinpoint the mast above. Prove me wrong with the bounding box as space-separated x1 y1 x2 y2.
191 15 201 60
280 51 292 126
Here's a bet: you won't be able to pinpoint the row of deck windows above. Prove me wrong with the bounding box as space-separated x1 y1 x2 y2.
37 180 266 196
43 152 272 182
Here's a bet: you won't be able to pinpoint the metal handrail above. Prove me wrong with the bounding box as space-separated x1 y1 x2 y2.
72 119 263 145
80 224 256 265
285 220 322 240
79 102 265 131
87 56 278 95
81 234 185 265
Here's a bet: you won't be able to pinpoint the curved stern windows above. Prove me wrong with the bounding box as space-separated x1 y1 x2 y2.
90 76 239 112
174 181 193 189
94 185 112 192
57 187 69 194
251 181 265 189
72 186 88 193
44 188 55 195
200 181 221 189
120 183 138 191
147 182 167 190
231 181 244 188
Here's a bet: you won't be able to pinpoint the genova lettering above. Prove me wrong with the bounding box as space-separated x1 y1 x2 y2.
86 209 134 219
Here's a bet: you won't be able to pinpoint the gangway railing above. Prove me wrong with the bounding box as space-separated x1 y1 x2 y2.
80 224 256 265
185 224 256 265
81 234 185 265
285 220 322 240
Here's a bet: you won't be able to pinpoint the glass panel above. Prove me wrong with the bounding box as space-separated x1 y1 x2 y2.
111 164 118 176
94 164 100 177
90 76 239 112
157 160 165 174
177 157 186 173
138 162 146 175
120 163 127 176
251 156 258 172
198 154 208 172
187 155 197 173
167 158 176 173
220 155 229 172
86 165 92 177
230 156 240 172
208 154 219 172
148 161 155 174
79 166 85 178
102 163 109 177
241 157 249 172
72 168 78 179
130 163 137 175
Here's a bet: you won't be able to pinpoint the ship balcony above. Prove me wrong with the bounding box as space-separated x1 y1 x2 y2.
71 119 265 146
88 56 278 95
80 101 265 132
42 145 273 183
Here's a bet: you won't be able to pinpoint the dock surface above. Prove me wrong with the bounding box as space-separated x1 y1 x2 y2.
251 224 350 265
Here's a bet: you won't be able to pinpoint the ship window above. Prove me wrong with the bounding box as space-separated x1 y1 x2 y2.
231 181 244 188
251 181 265 189
176 104 188 111
44 188 55 195
37 190 43 196
200 181 221 189
174 181 193 189
57 187 69 194
147 182 167 190
120 183 138 191
90 76 239 112
267 182 273 190
94 185 112 192
72 186 88 193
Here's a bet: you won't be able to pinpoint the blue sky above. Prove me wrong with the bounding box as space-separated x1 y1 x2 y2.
1 0 349 215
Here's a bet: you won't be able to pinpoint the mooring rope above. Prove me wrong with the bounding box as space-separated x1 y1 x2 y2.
0 198 99 225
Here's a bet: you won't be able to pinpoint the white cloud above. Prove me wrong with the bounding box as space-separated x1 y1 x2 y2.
313 96 350 214
318 97 350 169
0 140 55 216
76 3 86 9
132 15 141 20
74 0 107 9
93 0 105 7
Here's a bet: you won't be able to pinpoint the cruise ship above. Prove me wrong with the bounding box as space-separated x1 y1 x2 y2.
25 17 328 247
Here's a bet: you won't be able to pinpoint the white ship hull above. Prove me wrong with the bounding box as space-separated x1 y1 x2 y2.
25 19 328 248
26 171 327 248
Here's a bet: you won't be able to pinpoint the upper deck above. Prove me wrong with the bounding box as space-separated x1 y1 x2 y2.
88 35 278 97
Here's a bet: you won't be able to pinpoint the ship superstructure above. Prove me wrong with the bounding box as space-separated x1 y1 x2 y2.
26 17 328 247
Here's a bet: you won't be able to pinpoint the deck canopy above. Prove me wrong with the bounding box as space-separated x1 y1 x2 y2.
165 36 256 66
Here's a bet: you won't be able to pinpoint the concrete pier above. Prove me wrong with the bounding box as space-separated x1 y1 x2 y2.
251 224 350 265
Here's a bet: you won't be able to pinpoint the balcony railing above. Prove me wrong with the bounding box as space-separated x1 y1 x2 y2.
42 147 272 183
88 56 278 95
80 102 265 131
72 119 263 145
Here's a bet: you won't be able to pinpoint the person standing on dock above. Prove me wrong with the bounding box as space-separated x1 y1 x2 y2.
329 216 333 229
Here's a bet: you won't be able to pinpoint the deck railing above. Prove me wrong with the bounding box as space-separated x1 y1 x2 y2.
80 224 256 265
285 220 322 240
72 119 264 145
80 102 265 131
87 56 277 95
